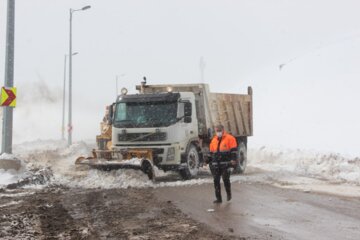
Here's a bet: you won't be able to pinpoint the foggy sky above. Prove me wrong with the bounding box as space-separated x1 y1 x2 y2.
1 0 360 156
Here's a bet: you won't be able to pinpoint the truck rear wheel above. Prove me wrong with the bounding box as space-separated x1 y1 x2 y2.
233 142 247 174
179 145 199 180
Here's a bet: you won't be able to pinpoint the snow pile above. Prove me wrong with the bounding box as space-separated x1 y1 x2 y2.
7 139 360 190
0 167 30 188
0 169 20 187
248 146 360 184
0 140 92 189
120 158 142 166
156 178 212 187
13 140 68 154
0 153 16 160
0 153 28 188
1 139 215 189
56 169 154 189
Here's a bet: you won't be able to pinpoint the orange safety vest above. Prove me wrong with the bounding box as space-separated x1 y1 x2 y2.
210 131 237 162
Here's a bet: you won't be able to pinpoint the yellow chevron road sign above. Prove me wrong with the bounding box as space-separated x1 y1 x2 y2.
0 87 17 107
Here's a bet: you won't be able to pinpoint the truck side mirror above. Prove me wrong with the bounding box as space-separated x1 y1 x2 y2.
184 102 192 117
184 116 192 123
109 103 115 124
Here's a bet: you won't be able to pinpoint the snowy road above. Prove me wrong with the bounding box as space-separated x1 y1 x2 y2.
156 181 360 240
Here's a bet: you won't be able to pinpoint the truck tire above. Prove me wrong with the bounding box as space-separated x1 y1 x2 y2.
233 142 247 174
179 145 199 180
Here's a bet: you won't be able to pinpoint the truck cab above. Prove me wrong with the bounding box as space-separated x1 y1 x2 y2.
112 91 201 178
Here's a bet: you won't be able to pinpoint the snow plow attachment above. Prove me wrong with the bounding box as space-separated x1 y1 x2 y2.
75 149 155 180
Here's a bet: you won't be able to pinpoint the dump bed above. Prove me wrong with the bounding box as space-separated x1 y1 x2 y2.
135 83 253 137
209 90 253 137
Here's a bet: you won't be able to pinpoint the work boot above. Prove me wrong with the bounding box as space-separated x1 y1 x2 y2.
227 193 232 201
213 199 222 204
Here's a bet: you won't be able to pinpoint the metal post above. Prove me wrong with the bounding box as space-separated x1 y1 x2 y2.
2 0 15 154
62 55 67 140
68 9 73 146
67 6 90 147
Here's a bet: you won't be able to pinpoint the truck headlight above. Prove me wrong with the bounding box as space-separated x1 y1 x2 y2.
166 147 175 162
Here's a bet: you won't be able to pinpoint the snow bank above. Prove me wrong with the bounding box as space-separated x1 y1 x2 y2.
0 153 16 160
56 169 154 189
0 153 28 188
0 168 29 188
120 158 142 166
248 146 360 184
1 139 213 189
0 140 91 189
0 170 19 187
4 140 360 190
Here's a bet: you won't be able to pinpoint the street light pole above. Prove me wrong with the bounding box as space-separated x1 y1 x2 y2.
1 0 15 154
68 9 73 146
62 53 77 140
68 6 90 146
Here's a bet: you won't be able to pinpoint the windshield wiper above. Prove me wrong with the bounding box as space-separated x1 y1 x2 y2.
115 119 135 127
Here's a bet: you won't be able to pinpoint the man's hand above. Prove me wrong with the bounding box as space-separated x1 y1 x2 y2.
230 160 237 166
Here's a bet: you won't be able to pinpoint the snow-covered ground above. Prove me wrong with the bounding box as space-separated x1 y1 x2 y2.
1 140 360 197
248 146 360 184
246 146 360 197
0 169 23 187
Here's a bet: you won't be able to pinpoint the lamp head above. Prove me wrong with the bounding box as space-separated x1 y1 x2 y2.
82 5 91 10
121 87 128 96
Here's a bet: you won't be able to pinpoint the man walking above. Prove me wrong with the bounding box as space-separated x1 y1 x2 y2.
209 124 238 203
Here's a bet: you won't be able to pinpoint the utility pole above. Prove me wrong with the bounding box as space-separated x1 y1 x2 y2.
2 0 15 154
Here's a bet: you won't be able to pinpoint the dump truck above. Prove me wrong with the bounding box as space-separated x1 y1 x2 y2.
76 80 253 180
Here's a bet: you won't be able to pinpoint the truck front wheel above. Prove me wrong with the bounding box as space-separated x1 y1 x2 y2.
179 145 199 180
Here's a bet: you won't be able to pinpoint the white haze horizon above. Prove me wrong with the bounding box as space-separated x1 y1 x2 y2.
1 1 360 157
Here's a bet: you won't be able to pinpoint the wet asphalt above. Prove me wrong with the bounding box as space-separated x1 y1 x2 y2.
156 181 360 240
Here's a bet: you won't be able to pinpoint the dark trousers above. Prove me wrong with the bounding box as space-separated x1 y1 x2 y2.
211 165 231 201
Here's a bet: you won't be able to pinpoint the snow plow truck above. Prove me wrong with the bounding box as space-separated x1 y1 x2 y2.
76 80 253 180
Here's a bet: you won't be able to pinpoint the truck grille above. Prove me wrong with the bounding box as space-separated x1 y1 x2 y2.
118 147 164 165
118 132 167 142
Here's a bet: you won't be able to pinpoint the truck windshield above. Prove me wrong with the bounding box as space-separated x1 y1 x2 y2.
114 101 178 128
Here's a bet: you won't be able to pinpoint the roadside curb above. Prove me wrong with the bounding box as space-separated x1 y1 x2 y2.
0 159 22 171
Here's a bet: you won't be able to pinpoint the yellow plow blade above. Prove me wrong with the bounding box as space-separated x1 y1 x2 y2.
74 149 155 180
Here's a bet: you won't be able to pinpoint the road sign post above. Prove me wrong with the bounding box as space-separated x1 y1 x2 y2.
0 0 21 171
2 0 15 155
